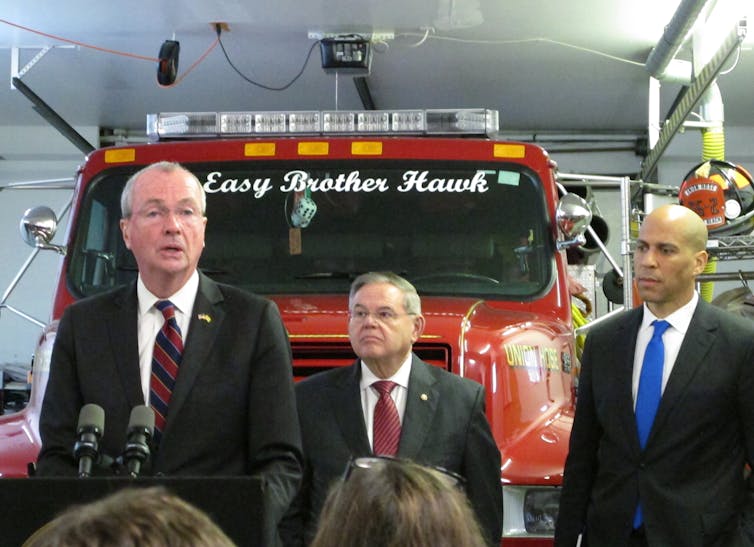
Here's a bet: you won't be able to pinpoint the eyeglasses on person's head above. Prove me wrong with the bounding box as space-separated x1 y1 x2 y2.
343 456 466 490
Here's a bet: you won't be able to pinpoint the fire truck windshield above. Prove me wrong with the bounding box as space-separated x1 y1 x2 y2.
68 160 553 299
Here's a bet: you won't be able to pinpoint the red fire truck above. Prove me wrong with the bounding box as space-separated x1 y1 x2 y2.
0 108 589 545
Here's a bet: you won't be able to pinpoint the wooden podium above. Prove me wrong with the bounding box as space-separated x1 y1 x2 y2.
0 476 270 546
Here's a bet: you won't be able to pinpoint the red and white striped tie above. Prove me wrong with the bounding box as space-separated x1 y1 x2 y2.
372 381 401 456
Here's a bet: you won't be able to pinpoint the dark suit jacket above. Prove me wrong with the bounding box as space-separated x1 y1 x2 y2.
281 354 503 546
36 273 303 531
555 300 754 547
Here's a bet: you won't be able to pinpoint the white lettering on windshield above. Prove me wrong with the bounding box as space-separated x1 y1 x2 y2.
204 171 273 198
280 170 389 193
202 170 492 197
396 170 489 193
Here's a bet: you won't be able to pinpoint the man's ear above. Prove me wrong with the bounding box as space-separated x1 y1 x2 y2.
693 250 709 275
411 314 426 342
120 218 131 250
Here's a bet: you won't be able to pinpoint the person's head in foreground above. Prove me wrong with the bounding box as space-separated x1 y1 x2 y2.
311 457 487 547
23 486 236 547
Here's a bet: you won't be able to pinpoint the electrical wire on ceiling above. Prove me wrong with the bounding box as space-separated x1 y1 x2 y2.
0 18 218 87
400 30 646 67
718 43 743 75
0 18 159 61
214 24 319 91
409 27 434 47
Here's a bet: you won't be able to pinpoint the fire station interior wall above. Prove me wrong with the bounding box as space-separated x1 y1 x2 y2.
0 125 753 377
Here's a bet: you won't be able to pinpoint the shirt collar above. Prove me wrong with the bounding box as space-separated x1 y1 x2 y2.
360 353 413 390
137 270 199 316
641 291 698 335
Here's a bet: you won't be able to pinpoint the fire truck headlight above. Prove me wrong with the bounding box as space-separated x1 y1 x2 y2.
502 485 561 538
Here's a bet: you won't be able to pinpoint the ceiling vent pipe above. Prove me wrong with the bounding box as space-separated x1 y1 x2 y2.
645 0 710 79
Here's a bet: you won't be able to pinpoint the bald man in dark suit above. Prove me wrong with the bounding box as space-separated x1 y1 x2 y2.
555 205 754 547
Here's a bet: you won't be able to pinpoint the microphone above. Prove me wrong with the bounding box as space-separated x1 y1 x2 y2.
122 405 154 477
73 404 104 478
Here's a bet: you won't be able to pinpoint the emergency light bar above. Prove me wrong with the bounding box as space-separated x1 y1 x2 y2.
146 109 499 141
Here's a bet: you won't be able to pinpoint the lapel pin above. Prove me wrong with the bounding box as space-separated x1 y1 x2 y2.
420 393 428 401
198 313 212 323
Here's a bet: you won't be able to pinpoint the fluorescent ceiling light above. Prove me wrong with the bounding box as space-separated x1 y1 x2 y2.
616 0 686 45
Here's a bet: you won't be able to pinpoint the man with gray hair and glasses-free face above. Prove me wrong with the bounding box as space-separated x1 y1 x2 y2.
281 271 502 546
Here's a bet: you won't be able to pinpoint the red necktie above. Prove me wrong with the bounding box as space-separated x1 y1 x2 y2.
149 300 183 442
372 381 401 456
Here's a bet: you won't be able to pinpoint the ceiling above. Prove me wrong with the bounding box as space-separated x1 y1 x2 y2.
0 0 752 151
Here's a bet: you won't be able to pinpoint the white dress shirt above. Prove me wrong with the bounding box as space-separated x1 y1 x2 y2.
136 271 199 404
632 292 698 408
359 354 412 450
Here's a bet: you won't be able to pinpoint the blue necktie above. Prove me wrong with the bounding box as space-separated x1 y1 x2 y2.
633 319 671 528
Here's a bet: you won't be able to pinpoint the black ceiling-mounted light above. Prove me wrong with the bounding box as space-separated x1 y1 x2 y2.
319 35 371 75
157 40 180 85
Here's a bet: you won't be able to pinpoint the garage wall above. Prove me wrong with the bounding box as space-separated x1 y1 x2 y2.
0 125 752 375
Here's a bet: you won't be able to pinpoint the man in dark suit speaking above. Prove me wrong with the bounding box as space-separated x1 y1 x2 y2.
555 204 754 546
281 272 502 546
35 162 302 534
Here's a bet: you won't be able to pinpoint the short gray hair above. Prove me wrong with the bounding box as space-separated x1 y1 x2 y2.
349 272 422 315
121 161 206 218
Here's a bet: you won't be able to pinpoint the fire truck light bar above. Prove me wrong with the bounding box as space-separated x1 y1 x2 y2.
146 109 499 141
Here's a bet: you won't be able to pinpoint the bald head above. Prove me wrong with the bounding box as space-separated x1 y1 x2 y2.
644 204 708 253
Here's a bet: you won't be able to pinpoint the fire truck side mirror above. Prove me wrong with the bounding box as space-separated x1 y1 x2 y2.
19 206 67 255
556 193 592 251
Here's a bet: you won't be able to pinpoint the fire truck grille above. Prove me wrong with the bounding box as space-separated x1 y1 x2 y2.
292 342 452 380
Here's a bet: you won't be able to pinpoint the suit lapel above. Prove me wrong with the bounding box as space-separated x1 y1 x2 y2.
163 274 225 434
649 302 716 445
332 363 371 454
398 355 439 459
109 284 144 408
